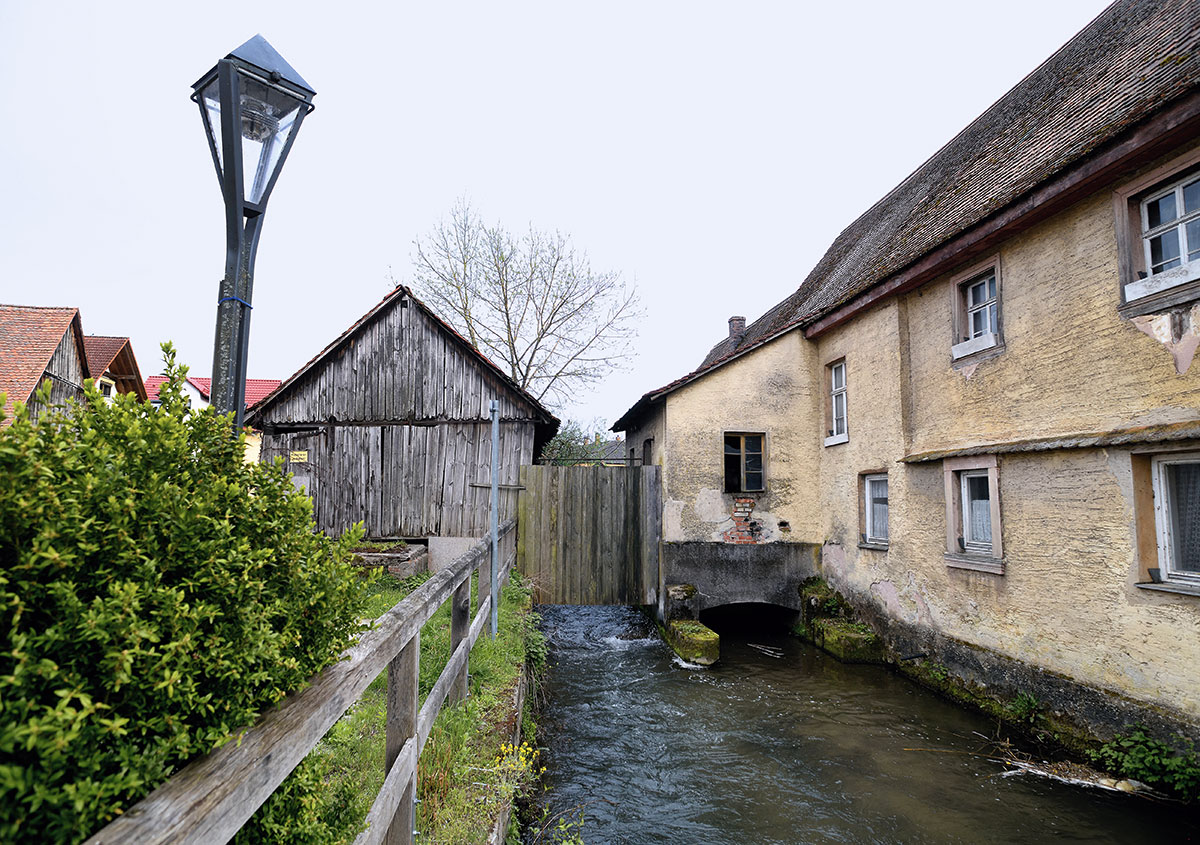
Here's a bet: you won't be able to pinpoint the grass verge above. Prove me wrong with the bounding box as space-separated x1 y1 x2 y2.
314 570 545 843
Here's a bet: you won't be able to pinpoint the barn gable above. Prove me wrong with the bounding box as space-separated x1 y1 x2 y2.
246 285 558 540
247 285 556 431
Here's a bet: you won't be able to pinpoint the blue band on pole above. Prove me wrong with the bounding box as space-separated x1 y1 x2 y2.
218 296 253 309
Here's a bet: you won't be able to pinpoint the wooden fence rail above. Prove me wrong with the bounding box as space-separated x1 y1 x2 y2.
85 519 518 845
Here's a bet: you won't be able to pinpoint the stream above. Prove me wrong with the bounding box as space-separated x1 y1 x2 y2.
531 605 1199 844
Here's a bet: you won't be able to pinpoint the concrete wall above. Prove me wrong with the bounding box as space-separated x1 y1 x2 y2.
625 138 1200 736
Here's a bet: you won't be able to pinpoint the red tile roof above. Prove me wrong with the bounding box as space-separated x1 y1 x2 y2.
82 335 128 378
143 375 282 409
0 304 85 422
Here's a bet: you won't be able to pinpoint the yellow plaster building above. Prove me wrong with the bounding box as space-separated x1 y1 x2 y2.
615 0 1200 740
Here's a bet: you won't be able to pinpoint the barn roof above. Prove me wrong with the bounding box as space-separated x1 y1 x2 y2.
614 0 1200 432
0 304 87 423
245 284 558 427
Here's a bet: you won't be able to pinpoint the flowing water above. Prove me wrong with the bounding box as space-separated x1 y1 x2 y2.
532 605 1199 844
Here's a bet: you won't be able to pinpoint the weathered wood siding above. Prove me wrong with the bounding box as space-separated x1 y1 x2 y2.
254 298 538 425
29 329 85 421
261 421 534 538
253 291 552 539
517 465 661 606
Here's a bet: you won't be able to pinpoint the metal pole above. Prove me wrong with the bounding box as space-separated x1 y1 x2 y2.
211 59 246 423
489 399 500 639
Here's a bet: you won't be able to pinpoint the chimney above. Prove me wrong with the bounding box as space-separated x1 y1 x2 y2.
728 315 746 339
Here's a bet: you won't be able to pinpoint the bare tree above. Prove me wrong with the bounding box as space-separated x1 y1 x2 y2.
405 200 641 409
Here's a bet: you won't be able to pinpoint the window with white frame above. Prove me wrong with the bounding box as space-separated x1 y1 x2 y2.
1115 150 1200 307
724 432 765 493
943 455 1003 573
825 360 847 446
951 264 1002 361
862 473 888 546
1142 175 1200 278
1152 452 1200 584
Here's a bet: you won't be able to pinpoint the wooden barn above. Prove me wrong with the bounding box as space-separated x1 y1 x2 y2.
246 285 558 549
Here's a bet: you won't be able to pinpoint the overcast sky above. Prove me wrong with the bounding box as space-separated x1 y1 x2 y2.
0 0 1113 429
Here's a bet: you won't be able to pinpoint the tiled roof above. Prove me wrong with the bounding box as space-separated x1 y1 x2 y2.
82 336 128 378
615 0 1200 431
144 375 281 408
144 375 169 402
0 304 84 422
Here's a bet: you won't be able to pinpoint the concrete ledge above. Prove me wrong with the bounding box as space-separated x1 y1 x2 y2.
809 618 885 664
663 619 720 666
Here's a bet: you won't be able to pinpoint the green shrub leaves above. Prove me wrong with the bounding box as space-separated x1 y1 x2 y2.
0 346 368 842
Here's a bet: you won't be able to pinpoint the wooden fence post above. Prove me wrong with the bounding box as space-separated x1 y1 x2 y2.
449 578 470 703
385 632 420 845
477 557 492 619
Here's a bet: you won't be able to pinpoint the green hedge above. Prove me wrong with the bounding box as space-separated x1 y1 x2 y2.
0 347 368 843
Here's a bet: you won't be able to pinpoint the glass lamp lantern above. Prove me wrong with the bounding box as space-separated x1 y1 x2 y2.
192 36 315 429
191 35 315 214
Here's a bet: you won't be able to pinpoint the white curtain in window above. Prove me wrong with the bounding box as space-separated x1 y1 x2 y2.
1169 463 1200 573
869 479 888 539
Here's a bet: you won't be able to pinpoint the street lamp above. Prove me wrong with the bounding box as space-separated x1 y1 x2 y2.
191 35 315 427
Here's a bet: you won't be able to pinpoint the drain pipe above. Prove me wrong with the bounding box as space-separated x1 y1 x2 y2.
489 399 500 639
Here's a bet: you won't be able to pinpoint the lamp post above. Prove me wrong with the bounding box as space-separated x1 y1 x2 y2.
191 35 315 427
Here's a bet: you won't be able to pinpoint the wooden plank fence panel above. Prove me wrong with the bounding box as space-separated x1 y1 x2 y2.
516 466 660 606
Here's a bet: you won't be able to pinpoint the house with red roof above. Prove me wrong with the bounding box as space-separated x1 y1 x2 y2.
83 336 147 402
1 305 89 425
144 375 281 410
614 0 1200 743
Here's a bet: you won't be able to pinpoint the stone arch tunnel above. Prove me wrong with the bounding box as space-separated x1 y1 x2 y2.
660 541 820 620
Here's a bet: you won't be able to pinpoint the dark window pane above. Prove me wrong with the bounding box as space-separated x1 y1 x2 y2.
725 435 741 455
1188 219 1200 262
744 435 762 453
1150 231 1181 271
1184 178 1200 214
1148 192 1178 228
1167 463 1200 573
725 453 742 493
744 471 763 491
987 276 996 299
745 454 762 473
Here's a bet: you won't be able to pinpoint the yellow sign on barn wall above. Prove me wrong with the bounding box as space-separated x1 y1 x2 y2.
289 450 309 464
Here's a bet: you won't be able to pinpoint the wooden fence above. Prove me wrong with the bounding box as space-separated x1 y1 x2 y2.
517 465 660 606
84 520 518 845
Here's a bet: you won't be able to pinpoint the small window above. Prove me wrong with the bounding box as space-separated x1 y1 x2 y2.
943 455 1003 574
1142 175 1200 277
959 470 992 553
724 433 764 493
1114 149 1200 309
642 438 653 467
824 360 848 446
1152 453 1200 584
862 473 889 546
951 263 1002 361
